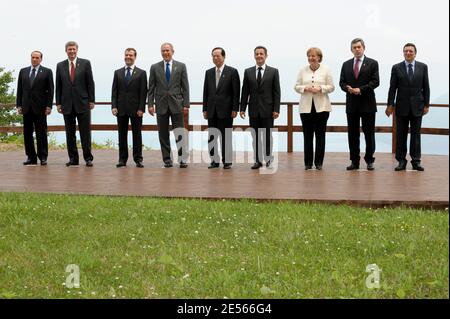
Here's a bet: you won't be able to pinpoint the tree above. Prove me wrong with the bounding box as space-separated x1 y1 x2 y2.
0 67 22 141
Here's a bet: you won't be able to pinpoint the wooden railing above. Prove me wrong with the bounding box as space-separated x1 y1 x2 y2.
1 102 448 154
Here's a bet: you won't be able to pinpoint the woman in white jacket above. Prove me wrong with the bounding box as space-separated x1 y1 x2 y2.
294 48 335 170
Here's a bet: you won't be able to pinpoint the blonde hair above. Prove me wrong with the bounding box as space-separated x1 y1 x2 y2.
307 47 323 62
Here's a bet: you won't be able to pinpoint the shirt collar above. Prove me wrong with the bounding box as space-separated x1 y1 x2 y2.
164 60 173 66
68 58 78 66
125 65 135 71
354 56 365 63
405 60 416 67
256 64 266 71
216 64 225 73
30 65 40 72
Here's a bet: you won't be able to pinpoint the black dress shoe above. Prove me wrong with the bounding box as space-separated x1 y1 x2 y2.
116 162 126 168
86 161 94 167
346 163 360 171
266 160 272 168
179 162 188 168
135 162 144 168
208 162 220 169
395 162 407 171
164 162 173 168
412 163 425 171
315 165 322 170
367 163 375 171
223 163 232 169
40 160 47 166
305 165 313 170
251 162 262 170
66 161 79 167
23 159 37 166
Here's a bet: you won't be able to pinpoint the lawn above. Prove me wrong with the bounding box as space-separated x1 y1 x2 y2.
0 192 448 299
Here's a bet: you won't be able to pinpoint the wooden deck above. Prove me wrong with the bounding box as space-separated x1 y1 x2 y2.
0 150 448 208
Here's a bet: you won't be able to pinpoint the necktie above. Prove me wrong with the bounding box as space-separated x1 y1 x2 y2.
216 68 221 88
353 58 360 79
408 63 414 81
70 62 76 83
125 67 132 85
30 68 36 85
165 63 171 84
257 67 262 87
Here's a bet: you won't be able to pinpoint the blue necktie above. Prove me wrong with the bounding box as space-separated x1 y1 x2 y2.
408 63 414 81
125 67 132 85
165 63 171 84
30 68 36 85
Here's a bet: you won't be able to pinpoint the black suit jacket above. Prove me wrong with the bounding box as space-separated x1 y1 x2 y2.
112 66 148 117
16 66 54 115
387 61 430 117
339 56 379 113
56 58 95 115
203 65 240 119
240 65 281 118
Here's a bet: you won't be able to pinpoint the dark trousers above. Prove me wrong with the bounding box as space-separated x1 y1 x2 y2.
396 112 423 165
300 105 329 167
250 117 274 164
63 109 93 163
208 114 233 164
23 111 48 162
156 111 187 164
117 115 143 163
346 112 376 164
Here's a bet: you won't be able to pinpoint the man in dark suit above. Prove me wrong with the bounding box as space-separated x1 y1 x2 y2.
56 41 95 167
240 46 280 169
148 43 189 168
112 48 147 168
386 43 430 171
203 47 240 169
16 51 54 166
340 38 380 171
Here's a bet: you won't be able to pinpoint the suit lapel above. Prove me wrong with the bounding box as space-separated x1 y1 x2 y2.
32 67 44 87
260 66 268 87
125 67 138 87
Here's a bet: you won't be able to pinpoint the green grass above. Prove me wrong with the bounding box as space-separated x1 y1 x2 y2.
0 192 448 299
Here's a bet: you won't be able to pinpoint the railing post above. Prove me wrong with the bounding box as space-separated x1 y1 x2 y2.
392 112 397 154
287 103 293 153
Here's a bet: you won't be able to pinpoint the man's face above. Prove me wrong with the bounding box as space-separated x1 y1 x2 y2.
66 46 78 60
403 46 416 62
124 50 136 66
212 49 225 68
161 44 174 62
351 42 365 59
31 52 42 67
254 49 267 66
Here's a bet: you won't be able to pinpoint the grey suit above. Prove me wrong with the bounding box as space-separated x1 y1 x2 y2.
148 60 190 164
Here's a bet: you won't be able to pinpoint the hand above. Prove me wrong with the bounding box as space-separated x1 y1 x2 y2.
89 102 95 110
304 86 313 93
385 106 394 117
17 107 23 115
45 107 52 116
137 110 144 117
353 88 361 95
240 111 246 119
203 111 208 120
310 87 322 94
423 106 430 116
148 106 155 116
112 108 118 116
273 112 279 119
346 85 353 94
57 105 62 114
231 111 237 119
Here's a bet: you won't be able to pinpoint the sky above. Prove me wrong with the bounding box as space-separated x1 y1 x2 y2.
1 0 448 153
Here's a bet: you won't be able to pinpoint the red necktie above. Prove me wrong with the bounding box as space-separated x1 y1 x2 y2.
353 59 360 79
70 62 76 83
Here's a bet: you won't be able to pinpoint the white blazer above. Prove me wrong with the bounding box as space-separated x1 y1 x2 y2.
294 64 335 113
